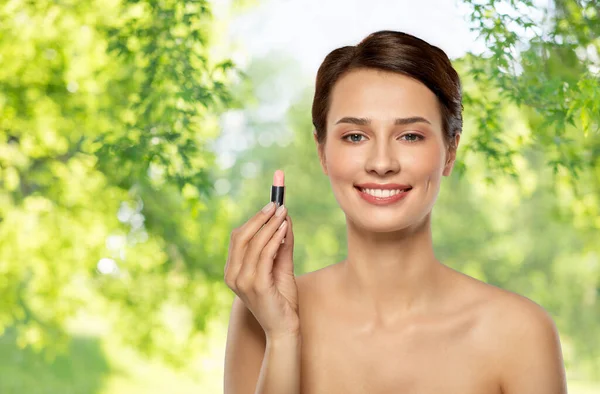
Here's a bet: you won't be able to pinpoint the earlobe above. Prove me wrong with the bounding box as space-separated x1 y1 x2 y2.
443 155 455 176
314 131 328 175
443 133 460 176
319 148 328 176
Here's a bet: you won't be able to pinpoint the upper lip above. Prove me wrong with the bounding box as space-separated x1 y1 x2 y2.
355 183 412 190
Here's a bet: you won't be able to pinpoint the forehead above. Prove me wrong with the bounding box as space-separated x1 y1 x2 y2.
327 68 441 127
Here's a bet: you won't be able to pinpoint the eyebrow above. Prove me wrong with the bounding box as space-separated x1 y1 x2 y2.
334 116 432 126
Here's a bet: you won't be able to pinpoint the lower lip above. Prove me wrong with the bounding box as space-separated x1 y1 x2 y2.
355 187 411 205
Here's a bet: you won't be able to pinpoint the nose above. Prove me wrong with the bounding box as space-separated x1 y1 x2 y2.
364 138 401 176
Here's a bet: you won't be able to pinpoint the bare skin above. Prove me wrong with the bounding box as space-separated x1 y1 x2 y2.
223 67 567 393
290 68 567 393
294 260 566 393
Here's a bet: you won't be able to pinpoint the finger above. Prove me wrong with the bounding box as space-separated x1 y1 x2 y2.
282 214 294 247
238 205 288 286
236 201 278 247
224 202 276 285
224 230 243 289
273 215 294 277
256 218 288 287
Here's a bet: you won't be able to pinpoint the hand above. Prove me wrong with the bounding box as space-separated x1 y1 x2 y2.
224 201 299 340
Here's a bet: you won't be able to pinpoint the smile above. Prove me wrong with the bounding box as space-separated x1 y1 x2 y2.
354 186 412 205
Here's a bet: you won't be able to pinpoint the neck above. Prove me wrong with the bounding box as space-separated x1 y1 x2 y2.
339 212 444 328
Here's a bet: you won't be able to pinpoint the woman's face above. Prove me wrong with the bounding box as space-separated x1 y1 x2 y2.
314 68 459 232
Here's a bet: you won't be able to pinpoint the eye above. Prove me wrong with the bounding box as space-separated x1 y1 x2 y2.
342 133 425 144
342 133 366 144
401 133 424 143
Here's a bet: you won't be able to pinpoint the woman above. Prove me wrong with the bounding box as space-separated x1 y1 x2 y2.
223 30 567 394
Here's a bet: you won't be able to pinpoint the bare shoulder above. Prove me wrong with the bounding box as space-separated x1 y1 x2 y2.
296 265 332 285
445 266 556 327
449 268 567 393
295 263 339 298
294 263 344 318
464 272 560 341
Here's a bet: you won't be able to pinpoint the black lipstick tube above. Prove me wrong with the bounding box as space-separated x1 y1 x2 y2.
271 185 285 208
271 184 286 244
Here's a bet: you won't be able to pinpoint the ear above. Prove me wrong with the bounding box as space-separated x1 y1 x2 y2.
442 133 460 177
313 130 328 175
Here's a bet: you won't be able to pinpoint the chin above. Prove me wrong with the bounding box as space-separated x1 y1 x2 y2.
347 212 412 232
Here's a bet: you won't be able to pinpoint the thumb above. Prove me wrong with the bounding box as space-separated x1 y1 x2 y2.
272 215 295 276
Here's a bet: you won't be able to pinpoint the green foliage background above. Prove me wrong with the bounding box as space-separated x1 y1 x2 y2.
0 0 598 392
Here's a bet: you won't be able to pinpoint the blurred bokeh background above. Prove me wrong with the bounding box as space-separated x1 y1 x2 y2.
0 0 598 392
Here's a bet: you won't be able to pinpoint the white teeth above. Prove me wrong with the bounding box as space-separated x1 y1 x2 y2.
359 188 408 197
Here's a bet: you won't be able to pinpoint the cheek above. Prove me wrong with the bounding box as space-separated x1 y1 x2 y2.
325 143 445 180
404 147 443 174
325 146 362 174
406 148 445 191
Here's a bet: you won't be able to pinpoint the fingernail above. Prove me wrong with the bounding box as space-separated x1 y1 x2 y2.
262 202 274 213
275 204 285 217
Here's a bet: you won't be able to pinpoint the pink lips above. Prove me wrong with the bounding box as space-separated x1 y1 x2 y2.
355 186 411 205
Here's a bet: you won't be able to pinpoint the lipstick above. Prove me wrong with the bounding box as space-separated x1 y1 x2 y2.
271 170 286 244
271 169 285 207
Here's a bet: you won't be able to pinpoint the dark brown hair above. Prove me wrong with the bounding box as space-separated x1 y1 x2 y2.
312 30 463 149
